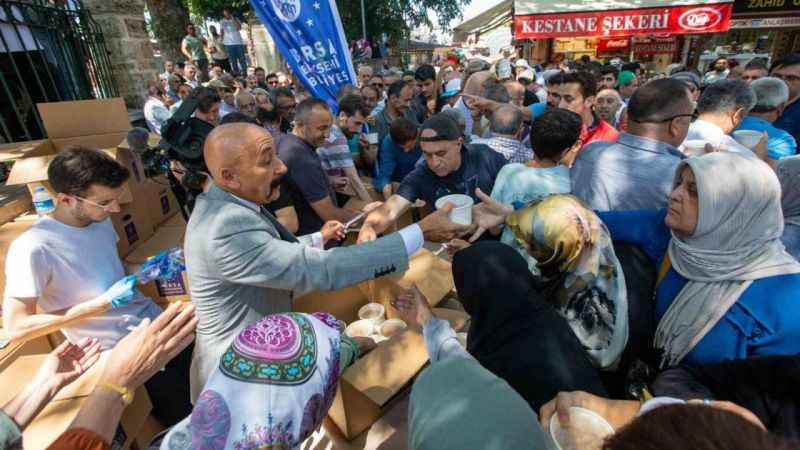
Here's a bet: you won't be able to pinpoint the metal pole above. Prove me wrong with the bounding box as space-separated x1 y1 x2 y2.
360 0 366 40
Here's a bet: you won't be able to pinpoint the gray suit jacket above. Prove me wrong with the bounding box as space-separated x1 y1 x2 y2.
184 184 408 400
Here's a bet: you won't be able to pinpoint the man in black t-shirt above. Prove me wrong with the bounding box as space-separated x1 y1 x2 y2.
276 98 361 235
358 113 507 242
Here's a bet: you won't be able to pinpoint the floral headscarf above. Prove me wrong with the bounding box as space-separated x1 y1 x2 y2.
163 312 346 450
506 194 628 368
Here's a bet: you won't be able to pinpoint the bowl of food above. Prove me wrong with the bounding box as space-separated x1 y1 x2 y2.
379 319 407 338
549 406 614 450
358 303 385 325
345 319 376 339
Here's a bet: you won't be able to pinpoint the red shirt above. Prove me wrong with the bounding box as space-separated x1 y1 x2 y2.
581 117 620 147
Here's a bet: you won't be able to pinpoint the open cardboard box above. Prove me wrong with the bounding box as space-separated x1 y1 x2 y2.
2 99 164 256
0 353 151 450
327 307 467 440
294 249 462 439
123 225 189 307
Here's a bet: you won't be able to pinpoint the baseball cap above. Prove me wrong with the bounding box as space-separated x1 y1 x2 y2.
515 59 532 71
670 71 701 90
420 113 462 142
617 70 636 87
440 78 462 99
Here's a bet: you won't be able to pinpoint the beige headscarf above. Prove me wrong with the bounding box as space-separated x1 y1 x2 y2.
656 152 800 367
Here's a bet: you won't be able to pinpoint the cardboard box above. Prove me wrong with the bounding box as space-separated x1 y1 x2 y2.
0 220 35 297
294 249 454 322
160 212 187 229
123 225 189 306
327 308 468 439
139 179 180 227
294 249 462 439
0 353 152 450
5 99 141 204
112 200 154 258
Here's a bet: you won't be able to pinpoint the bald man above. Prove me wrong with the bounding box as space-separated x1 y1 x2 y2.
504 80 526 107
595 88 623 128
455 70 493 136
184 123 470 400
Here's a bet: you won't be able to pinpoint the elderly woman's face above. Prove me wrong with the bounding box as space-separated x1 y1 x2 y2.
666 166 699 237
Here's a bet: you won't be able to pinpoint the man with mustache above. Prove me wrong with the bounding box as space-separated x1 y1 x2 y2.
184 122 472 400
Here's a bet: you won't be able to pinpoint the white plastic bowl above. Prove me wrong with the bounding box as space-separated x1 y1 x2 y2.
358 303 385 325
549 406 615 450
434 194 474 225
733 130 763 149
379 319 407 338
345 319 376 338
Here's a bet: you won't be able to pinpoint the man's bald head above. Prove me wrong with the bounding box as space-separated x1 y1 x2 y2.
504 80 525 106
203 123 287 204
463 71 492 96
597 88 622 102
595 88 624 125
489 104 523 137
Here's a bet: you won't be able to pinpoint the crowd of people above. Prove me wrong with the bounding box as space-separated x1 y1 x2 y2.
2 43 800 450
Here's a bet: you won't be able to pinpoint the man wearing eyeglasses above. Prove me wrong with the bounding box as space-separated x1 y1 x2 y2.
3 147 193 426
771 53 800 143
570 79 692 211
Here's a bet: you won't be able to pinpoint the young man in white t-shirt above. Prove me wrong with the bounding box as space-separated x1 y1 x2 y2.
3 147 192 426
220 8 247 76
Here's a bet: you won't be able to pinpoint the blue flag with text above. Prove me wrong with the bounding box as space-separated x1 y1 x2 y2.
250 0 357 110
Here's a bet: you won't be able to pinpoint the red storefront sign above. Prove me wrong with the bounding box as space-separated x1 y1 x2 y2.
597 38 631 54
515 3 732 39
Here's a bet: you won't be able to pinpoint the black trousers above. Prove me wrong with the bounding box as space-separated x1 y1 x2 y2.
144 343 194 427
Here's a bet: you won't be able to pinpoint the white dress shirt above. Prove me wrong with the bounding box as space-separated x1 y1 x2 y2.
683 119 756 157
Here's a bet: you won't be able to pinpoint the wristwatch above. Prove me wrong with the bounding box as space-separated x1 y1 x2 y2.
97 381 134 406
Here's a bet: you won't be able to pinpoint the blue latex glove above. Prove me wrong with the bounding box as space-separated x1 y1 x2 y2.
103 275 138 308
136 247 186 284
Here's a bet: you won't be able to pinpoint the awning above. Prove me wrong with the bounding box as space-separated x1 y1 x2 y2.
453 0 513 44
514 0 734 39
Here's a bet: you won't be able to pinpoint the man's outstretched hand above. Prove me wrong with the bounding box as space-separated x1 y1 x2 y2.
469 188 513 242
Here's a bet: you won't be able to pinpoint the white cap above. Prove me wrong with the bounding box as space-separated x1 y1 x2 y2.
515 59 531 70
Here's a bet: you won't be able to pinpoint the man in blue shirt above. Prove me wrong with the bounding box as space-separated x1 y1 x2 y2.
359 113 504 242
373 117 422 200
771 53 800 143
571 78 692 211
736 77 797 160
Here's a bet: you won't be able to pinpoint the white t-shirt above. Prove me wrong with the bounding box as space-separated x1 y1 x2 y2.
220 18 244 46
4 217 161 349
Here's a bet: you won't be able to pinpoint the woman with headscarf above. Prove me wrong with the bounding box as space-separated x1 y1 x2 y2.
777 156 800 260
161 312 371 450
392 284 550 450
449 238 608 411
595 152 800 368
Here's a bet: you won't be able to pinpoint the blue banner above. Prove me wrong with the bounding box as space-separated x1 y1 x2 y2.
250 0 357 111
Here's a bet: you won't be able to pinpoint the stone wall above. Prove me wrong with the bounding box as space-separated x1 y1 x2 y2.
84 0 159 109
248 20 286 73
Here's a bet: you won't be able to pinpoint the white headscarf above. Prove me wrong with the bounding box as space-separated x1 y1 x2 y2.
777 155 800 227
656 152 800 367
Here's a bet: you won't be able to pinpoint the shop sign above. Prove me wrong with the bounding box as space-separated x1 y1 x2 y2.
733 0 800 14
515 3 733 39
632 36 678 55
730 16 800 28
597 37 631 53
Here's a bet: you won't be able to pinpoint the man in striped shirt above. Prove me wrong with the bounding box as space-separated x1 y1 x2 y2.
316 94 372 202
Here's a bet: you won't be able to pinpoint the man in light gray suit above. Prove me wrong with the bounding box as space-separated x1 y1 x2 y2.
185 123 470 399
